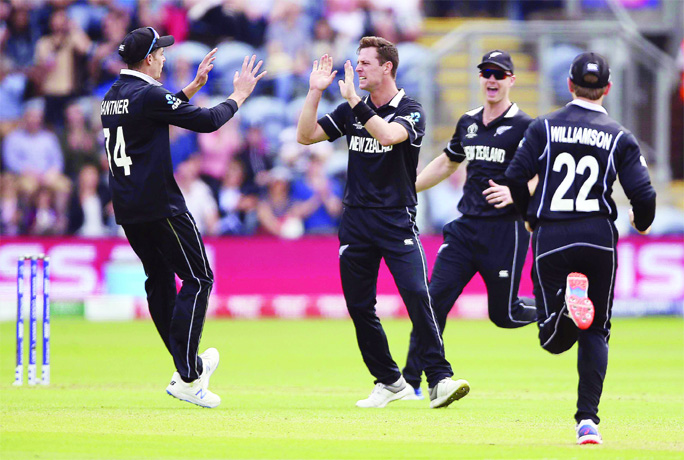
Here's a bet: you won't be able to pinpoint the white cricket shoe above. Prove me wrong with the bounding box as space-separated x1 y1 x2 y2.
428 377 470 408
576 419 603 445
356 377 413 408
166 348 221 408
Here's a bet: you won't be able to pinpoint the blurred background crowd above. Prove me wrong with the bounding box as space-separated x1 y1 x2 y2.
1 0 683 239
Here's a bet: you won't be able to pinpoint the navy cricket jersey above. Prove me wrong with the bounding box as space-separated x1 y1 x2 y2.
318 89 425 207
505 99 656 230
101 69 238 224
444 103 532 218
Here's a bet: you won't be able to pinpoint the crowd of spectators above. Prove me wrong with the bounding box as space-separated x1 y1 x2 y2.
5 1 678 239
0 0 424 238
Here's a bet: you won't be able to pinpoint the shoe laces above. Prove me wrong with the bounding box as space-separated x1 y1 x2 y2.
429 378 452 399
370 382 386 394
577 419 599 435
364 383 391 402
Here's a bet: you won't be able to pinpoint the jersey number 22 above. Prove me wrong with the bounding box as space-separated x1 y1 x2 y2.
103 127 132 176
550 152 599 212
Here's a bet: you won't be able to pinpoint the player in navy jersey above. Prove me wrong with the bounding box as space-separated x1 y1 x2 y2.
297 36 469 408
505 52 656 444
101 27 265 408
402 50 538 399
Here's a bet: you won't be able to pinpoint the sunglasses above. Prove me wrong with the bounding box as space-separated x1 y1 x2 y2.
144 27 159 60
480 69 511 80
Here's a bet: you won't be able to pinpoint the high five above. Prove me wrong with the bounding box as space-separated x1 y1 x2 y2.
297 37 469 409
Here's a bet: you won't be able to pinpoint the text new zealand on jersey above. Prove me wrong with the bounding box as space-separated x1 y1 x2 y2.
349 135 394 154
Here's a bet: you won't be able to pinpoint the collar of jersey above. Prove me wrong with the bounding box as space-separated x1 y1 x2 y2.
467 103 518 126
363 88 405 109
120 69 163 87
568 99 607 114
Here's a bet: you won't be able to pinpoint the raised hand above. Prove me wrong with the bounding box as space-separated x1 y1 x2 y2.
483 179 513 209
338 60 358 102
231 55 267 106
194 48 217 89
309 54 337 91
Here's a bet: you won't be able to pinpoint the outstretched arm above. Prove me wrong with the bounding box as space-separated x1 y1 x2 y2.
297 55 336 145
416 153 460 192
146 55 265 132
338 60 408 146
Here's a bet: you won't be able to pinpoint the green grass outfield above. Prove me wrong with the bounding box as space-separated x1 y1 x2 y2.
1 317 683 460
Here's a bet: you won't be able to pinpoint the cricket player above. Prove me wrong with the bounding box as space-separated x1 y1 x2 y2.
402 50 538 398
505 52 656 443
297 36 469 408
101 26 265 408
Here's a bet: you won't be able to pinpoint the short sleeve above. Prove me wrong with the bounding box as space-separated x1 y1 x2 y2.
443 116 466 163
317 103 348 142
392 101 425 147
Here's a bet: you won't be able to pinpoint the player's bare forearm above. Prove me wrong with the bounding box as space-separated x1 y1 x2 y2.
182 81 202 100
363 118 409 147
296 89 329 144
527 175 539 195
416 153 459 192
337 60 406 146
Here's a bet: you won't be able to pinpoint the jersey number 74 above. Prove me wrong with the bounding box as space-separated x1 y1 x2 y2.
103 127 132 176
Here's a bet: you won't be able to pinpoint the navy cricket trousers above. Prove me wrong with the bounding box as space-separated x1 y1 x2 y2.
338 206 453 388
123 212 213 382
403 216 536 389
533 217 617 425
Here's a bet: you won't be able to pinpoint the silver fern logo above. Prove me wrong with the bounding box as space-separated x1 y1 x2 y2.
495 126 512 136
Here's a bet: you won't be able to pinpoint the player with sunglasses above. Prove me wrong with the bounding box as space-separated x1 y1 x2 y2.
402 50 538 398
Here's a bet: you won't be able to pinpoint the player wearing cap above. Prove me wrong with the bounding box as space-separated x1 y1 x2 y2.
297 37 469 409
505 52 656 444
401 50 538 398
101 27 266 408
